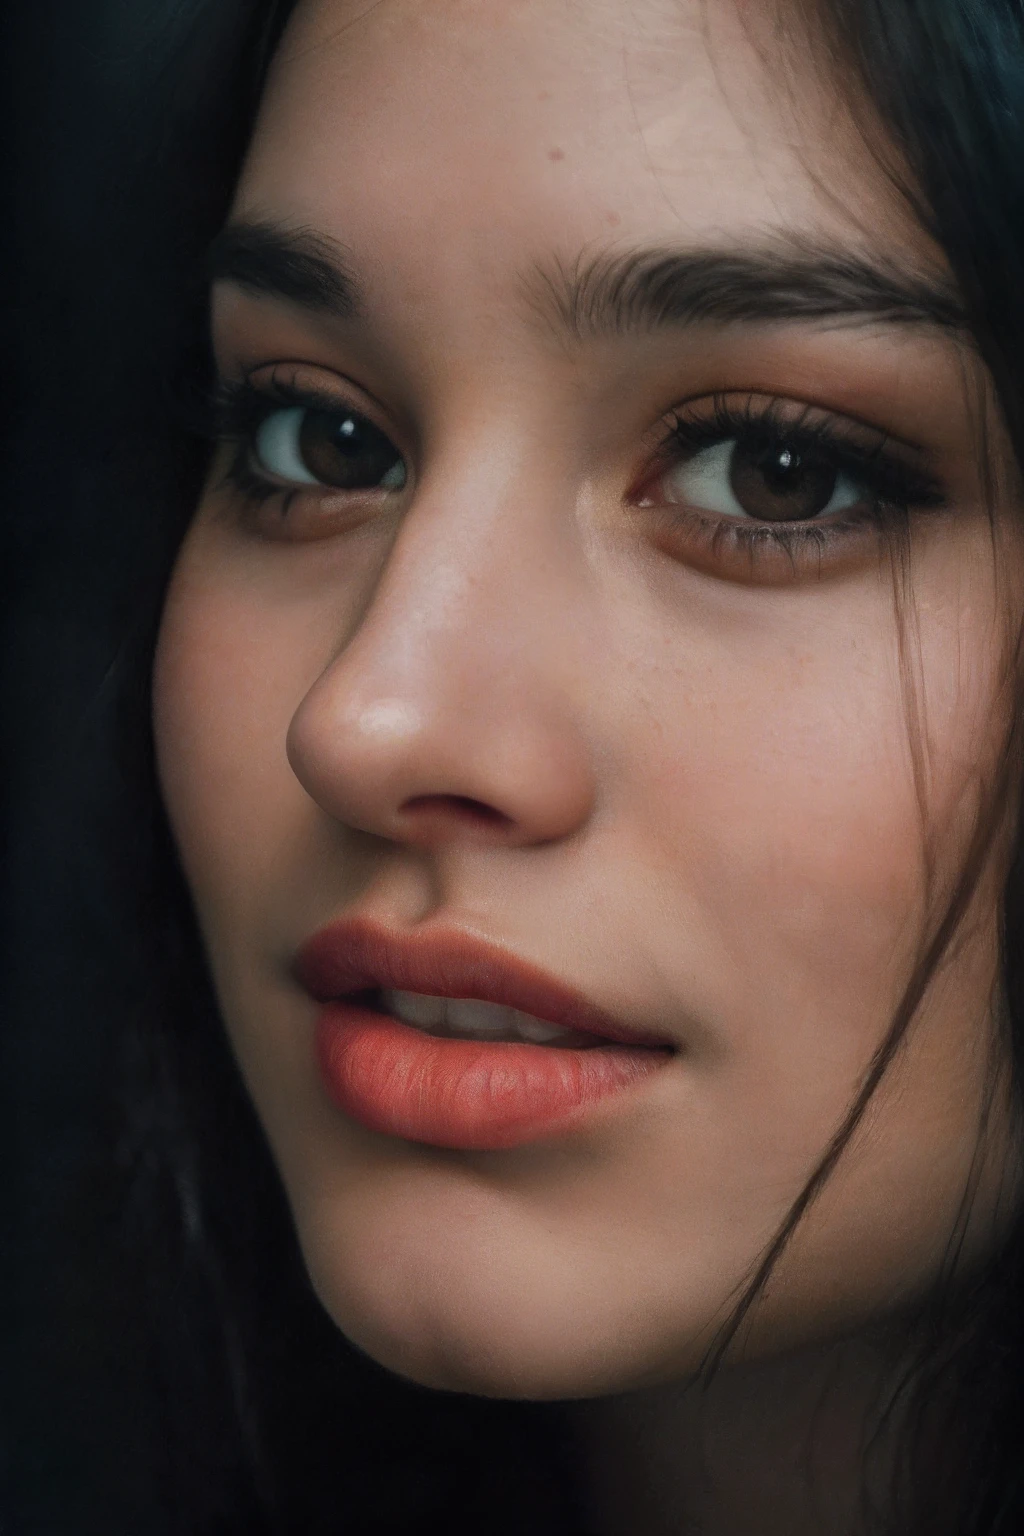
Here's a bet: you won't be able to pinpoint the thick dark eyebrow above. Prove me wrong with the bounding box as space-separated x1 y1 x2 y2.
527 238 968 339
206 219 361 317
207 218 968 342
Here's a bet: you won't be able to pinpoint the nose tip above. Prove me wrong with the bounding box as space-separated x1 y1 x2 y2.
286 676 596 851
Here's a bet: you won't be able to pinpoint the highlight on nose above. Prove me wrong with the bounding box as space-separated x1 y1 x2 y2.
353 699 423 739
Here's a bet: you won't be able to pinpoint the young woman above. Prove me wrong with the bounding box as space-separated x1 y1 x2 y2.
8 0 1024 1532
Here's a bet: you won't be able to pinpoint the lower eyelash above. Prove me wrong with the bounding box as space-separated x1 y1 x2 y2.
701 506 889 557
652 501 907 584
215 447 288 507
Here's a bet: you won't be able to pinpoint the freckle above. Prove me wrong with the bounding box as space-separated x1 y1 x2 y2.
606 211 621 226
537 89 551 101
548 146 565 161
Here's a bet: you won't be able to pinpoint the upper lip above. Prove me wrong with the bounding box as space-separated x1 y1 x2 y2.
292 917 674 1049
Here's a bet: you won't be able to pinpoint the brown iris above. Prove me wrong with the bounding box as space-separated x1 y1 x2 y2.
728 440 843 522
298 409 404 489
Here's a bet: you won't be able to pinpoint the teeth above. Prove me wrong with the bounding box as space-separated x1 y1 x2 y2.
386 989 446 1028
381 989 582 1045
515 1013 570 1043
446 998 515 1035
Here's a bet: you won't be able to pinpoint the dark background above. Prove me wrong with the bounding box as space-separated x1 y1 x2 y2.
2 3 259 1524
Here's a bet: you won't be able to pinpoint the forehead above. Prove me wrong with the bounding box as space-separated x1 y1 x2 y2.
236 0 928 280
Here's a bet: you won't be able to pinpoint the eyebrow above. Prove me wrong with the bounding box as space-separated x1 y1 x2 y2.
529 240 968 338
207 219 361 316
208 218 968 338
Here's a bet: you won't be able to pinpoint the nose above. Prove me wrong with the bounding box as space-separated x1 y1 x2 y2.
285 470 597 849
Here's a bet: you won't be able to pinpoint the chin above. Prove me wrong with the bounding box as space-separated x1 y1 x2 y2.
298 1227 704 1401
316 1302 666 1401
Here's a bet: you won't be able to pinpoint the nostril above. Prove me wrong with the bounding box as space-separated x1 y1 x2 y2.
401 793 514 829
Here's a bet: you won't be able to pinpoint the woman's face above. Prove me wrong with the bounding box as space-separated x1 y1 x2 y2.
153 0 1021 1397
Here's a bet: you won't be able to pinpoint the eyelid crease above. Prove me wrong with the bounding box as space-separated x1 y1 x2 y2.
663 388 932 457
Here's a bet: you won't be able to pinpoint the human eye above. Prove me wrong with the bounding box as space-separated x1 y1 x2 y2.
208 364 408 539
634 393 948 582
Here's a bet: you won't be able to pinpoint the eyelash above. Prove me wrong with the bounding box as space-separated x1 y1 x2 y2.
205 375 948 563
206 374 351 507
652 393 946 555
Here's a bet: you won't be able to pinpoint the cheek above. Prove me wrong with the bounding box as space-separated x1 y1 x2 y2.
573 592 1008 1359
618 636 906 1011
599 564 1008 1208
621 574 996 1021
151 538 318 949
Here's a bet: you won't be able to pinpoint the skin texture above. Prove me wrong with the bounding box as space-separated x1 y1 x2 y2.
154 1 1022 1527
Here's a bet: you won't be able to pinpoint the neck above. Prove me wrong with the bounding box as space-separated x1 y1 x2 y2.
570 1333 909 1536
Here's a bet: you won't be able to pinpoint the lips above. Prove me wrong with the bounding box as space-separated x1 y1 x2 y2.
293 917 674 1150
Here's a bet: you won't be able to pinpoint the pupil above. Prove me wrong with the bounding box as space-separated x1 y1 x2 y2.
729 439 838 522
299 409 403 489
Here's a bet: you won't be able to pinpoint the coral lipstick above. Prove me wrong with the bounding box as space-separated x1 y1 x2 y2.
313 1005 662 1150
294 919 672 1151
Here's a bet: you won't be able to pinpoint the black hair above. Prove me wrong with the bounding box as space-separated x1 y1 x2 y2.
5 1 1024 1532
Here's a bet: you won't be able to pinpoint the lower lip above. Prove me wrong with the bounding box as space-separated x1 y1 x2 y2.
314 1001 670 1151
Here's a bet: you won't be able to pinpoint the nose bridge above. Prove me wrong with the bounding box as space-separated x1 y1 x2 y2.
285 430 598 846
345 428 582 714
